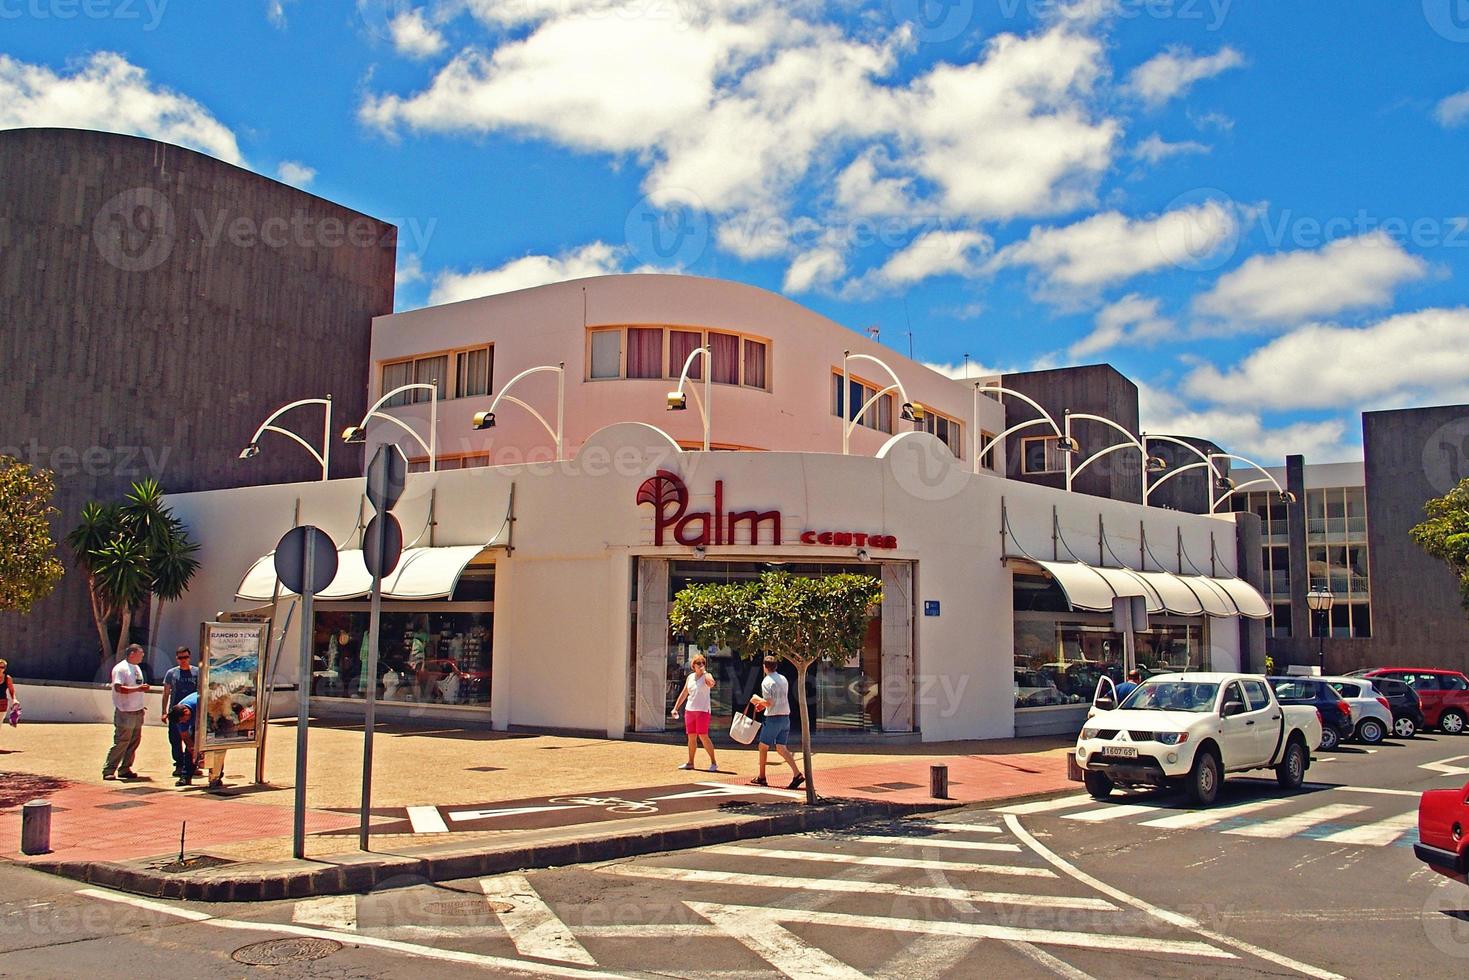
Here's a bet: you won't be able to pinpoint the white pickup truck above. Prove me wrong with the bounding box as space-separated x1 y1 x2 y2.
1073 672 1324 806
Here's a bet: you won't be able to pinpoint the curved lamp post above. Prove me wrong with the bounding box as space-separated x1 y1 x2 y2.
1306 587 1334 670
1143 437 1296 512
842 350 923 454
1063 411 1165 503
666 346 711 451
239 395 333 481
1207 453 1296 513
342 382 438 472
972 384 1075 476
471 362 566 461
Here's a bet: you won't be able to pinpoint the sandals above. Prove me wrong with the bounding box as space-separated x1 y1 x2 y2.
748 776 768 786
787 774 806 790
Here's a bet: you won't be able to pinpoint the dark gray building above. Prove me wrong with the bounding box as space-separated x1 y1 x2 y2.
0 128 397 680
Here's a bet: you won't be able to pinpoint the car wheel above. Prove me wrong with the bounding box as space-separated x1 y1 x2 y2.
1356 718 1386 745
1083 769 1113 800
1441 709 1466 735
1185 750 1220 806
1319 726 1340 751
1394 716 1417 739
1275 740 1307 790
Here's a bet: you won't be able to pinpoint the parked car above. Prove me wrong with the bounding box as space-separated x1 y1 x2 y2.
1015 669 1065 708
1268 676 1355 751
1322 676 1394 745
1363 668 1469 734
1074 673 1322 806
1415 781 1469 886
1370 676 1425 739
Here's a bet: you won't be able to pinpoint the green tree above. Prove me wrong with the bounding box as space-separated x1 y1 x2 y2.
670 571 883 804
65 479 201 661
1411 476 1469 611
0 457 65 614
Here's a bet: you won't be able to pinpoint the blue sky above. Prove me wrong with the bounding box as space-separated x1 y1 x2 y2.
3 0 1467 463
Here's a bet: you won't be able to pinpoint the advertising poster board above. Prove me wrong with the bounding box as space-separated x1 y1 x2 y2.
198 620 270 754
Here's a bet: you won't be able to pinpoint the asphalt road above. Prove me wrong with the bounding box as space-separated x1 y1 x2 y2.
4 734 1468 978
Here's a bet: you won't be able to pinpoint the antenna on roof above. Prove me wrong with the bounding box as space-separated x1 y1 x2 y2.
865 325 880 340
903 298 915 359
963 353 970 380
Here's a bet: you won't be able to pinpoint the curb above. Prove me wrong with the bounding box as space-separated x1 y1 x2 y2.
28 798 954 903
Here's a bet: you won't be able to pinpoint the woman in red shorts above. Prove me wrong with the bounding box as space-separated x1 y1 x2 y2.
670 653 720 772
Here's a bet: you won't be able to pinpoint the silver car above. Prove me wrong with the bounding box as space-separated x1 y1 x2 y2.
1323 676 1394 745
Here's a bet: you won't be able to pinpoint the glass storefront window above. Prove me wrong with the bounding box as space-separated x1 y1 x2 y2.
310 609 492 707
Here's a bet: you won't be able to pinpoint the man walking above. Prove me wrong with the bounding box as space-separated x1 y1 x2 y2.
104 643 149 780
161 646 198 780
748 656 803 790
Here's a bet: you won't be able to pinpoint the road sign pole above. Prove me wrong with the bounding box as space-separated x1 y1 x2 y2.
292 544 314 860
360 527 384 851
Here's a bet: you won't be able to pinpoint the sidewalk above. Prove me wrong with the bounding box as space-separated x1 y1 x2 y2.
0 718 1074 900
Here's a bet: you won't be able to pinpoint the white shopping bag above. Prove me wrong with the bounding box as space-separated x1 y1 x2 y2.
729 705 761 745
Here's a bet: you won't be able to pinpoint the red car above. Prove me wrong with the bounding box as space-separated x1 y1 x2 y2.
1363 669 1469 735
1416 781 1469 885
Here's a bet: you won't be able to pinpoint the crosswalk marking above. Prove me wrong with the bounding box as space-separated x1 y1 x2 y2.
692 902 868 979
907 822 1002 834
703 844 1055 877
406 805 449 834
291 895 356 930
1062 803 1162 823
1139 798 1285 830
1316 810 1418 846
599 863 1115 911
996 794 1093 815
1331 785 1421 797
1222 804 1370 839
480 875 596 966
842 834 1021 853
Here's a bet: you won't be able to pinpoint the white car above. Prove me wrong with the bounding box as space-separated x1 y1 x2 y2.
1322 676 1394 745
1074 672 1324 807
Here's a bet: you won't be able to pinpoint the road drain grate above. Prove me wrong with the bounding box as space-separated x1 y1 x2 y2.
231 938 342 966
423 898 512 918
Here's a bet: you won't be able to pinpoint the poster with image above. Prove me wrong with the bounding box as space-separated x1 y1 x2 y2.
199 620 270 751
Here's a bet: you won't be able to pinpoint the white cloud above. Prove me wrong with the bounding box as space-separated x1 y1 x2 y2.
428 242 631 305
1193 232 1428 326
833 148 916 218
266 0 296 28
1070 294 1174 357
1127 46 1244 108
396 253 425 290
1184 308 1469 412
991 200 1240 295
783 245 846 294
390 9 447 59
1435 88 1469 128
1131 133 1209 164
0 52 243 164
923 359 1011 381
276 160 316 187
840 229 992 298
1138 382 1354 463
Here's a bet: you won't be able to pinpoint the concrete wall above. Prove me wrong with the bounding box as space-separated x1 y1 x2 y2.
9 678 295 724
1000 364 1143 503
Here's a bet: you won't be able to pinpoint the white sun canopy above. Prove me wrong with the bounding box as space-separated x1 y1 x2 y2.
236 546 491 603
1024 559 1268 620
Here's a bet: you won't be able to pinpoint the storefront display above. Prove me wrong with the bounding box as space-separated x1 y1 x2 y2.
308 609 493 708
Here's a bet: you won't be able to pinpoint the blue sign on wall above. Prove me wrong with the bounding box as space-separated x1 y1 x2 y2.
924 600 941 617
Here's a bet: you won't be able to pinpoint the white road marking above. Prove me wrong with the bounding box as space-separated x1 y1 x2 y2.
75 889 211 922
599 863 1114 911
1419 755 1469 776
996 794 1094 815
1061 804 1161 823
291 895 357 930
407 805 449 834
872 937 981 980
1223 804 1370 839
447 804 586 822
481 875 596 966
693 901 868 979
905 821 1002 834
842 834 1021 853
685 901 1233 960
1004 814 1345 980
1002 939 1100 980
1317 810 1419 846
649 781 805 801
1331 785 1424 798
574 925 721 938
702 845 1054 877
1139 798 1285 830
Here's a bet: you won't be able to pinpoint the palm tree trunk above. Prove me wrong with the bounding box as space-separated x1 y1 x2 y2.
795 659 815 805
87 574 114 661
115 605 133 662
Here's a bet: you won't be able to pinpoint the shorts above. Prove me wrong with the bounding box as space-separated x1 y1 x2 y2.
760 714 791 747
683 710 710 736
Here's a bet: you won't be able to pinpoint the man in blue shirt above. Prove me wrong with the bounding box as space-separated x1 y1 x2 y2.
169 691 200 786
161 647 199 779
1115 668 1143 703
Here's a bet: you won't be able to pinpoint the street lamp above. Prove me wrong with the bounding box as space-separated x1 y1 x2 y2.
666 346 711 451
1306 588 1334 670
470 362 566 461
1063 411 1159 503
343 382 438 472
240 395 333 481
972 383 1073 476
842 350 919 455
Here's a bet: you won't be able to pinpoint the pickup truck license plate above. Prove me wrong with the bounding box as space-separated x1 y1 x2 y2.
1103 746 1138 758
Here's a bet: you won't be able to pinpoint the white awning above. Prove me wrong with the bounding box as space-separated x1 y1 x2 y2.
1132 571 1206 617
1176 575 1241 618
1210 576 1271 620
1020 559 1268 621
1031 560 1147 613
236 546 489 603
1089 566 1166 615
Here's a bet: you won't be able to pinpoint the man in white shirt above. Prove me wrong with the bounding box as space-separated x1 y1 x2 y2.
103 643 150 780
748 656 803 789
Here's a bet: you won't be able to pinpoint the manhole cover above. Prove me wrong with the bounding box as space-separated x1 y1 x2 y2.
423 898 511 917
231 938 342 966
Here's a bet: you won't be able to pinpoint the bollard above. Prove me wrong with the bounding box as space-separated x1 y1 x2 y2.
21 800 51 855
929 764 949 800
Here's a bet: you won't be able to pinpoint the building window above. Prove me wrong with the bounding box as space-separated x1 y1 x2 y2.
455 347 492 399
587 326 771 389
979 431 997 471
709 332 740 385
590 328 622 379
381 360 413 408
382 348 487 406
1270 603 1292 638
920 411 963 459
743 338 767 390
1021 436 1068 474
668 330 702 380
408 453 493 473
626 327 663 379
832 373 893 433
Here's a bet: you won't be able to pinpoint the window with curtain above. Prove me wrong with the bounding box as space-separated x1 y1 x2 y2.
832 374 892 432
743 338 767 389
413 355 448 403
709 332 740 384
381 360 413 408
590 329 622 379
668 330 703 380
627 327 663 379
922 413 962 458
455 347 492 398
